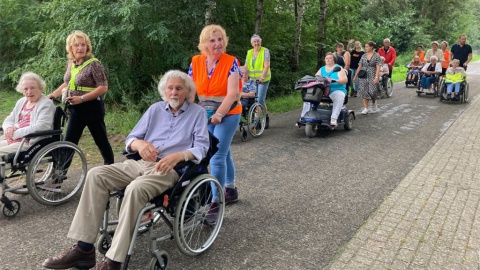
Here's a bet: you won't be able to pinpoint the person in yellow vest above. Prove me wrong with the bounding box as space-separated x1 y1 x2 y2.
47 30 114 165
188 24 242 206
444 59 466 99
245 34 271 128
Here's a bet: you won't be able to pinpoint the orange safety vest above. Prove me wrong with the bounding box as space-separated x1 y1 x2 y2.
442 50 450 69
191 53 242 115
414 51 425 63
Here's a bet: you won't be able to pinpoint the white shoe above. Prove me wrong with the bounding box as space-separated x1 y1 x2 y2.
371 103 378 113
361 108 368 114
330 118 337 126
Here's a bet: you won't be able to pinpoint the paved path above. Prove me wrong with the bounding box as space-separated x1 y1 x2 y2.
326 64 480 269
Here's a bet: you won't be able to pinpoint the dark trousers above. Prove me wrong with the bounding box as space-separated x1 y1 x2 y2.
65 99 114 165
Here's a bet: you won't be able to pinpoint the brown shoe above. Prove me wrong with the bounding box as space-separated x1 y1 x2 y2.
42 244 95 269
92 257 121 270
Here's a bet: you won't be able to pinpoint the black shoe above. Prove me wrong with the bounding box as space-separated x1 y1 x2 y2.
225 187 239 204
265 115 269 129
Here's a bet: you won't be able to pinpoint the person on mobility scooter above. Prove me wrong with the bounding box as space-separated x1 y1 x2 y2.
296 53 355 138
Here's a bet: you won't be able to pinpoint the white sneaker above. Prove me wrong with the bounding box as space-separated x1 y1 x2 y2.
371 103 378 113
330 118 337 126
361 108 368 114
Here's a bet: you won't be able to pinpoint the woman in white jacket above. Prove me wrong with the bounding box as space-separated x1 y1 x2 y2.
0 72 55 158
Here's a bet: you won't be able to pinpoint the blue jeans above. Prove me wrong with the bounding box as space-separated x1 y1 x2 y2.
350 68 358 92
256 81 270 106
208 114 240 198
446 82 461 93
421 76 436 90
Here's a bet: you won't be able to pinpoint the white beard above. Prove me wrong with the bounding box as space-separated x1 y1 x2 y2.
169 99 180 109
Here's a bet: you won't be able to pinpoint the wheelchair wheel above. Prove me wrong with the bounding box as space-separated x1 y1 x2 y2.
26 141 87 206
1 199 20 217
96 230 115 255
174 174 224 256
385 78 393 98
305 124 317 138
247 102 266 138
463 83 469 103
148 251 169 270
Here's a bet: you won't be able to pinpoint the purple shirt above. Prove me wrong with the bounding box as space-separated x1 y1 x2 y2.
126 101 209 163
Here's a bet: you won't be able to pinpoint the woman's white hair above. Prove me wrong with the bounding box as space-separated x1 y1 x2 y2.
157 70 197 103
16 72 46 93
430 55 438 61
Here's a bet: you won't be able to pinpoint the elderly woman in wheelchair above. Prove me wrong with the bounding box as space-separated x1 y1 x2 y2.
417 55 442 95
1 72 63 216
43 70 223 270
442 59 467 101
0 72 55 157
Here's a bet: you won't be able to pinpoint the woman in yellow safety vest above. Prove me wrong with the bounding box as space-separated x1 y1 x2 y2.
47 30 114 165
444 59 466 99
245 34 271 128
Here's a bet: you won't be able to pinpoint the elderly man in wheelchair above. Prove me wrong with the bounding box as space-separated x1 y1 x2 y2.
417 55 442 96
43 70 220 270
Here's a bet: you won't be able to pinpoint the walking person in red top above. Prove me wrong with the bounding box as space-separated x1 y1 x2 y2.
377 38 396 78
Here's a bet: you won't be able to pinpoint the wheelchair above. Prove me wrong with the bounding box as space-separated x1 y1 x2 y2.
376 74 393 98
439 79 469 103
405 69 420 87
238 92 267 142
96 133 224 270
416 73 441 97
0 104 87 218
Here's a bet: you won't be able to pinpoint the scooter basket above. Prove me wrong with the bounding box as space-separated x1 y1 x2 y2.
302 86 325 102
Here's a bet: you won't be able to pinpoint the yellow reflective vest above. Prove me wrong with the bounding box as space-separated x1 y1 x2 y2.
246 47 271 82
68 58 99 92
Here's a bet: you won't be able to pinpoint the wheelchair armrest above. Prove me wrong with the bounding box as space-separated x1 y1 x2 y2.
125 152 141 160
23 129 63 139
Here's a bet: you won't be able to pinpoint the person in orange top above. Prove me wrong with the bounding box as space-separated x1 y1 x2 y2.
440 41 450 75
188 24 242 205
414 45 425 63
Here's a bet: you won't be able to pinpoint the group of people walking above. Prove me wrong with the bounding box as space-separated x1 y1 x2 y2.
2 25 475 269
1 25 272 270
412 35 472 97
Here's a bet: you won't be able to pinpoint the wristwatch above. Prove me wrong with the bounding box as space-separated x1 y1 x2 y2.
80 95 84 102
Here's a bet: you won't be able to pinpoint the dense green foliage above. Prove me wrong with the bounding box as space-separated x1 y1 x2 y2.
1 0 478 113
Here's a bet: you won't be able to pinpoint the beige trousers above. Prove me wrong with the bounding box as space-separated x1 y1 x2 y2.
0 137 29 159
67 159 179 263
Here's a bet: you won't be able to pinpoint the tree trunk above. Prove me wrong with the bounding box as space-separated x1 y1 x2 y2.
291 0 306 71
205 0 216 25
255 0 263 35
317 0 328 69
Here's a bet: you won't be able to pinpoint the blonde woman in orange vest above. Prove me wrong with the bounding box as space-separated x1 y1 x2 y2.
441 41 450 75
47 30 114 165
188 24 242 205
